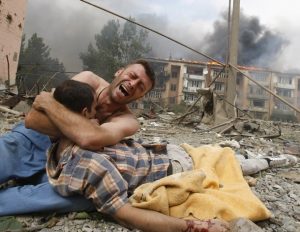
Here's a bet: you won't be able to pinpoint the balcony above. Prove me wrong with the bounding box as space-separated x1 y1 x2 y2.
183 86 200 93
183 73 205 81
275 82 295 89
248 106 268 112
248 93 270 100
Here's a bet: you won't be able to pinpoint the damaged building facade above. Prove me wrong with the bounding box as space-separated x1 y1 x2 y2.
130 58 300 122
0 0 27 90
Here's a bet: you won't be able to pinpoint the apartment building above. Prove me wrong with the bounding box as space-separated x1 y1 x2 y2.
182 62 207 105
140 58 186 109
135 58 299 122
0 0 27 90
272 72 299 121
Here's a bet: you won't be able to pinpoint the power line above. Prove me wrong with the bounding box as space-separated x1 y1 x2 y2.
80 0 226 67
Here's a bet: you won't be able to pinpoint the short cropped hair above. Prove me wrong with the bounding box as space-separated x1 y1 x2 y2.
129 59 155 91
53 80 95 113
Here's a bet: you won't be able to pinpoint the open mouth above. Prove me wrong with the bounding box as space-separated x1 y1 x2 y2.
119 84 129 96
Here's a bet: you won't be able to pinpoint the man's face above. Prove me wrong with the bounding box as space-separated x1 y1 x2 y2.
109 64 153 104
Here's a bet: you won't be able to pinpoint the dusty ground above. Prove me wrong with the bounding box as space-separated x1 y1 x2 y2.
0 99 299 232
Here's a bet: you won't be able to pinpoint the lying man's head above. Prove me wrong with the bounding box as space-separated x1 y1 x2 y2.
53 79 96 119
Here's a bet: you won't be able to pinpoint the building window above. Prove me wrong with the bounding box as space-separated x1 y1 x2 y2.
214 82 224 91
184 93 196 102
277 88 292 97
278 75 293 85
276 102 290 111
171 65 180 78
172 71 178 78
170 84 177 91
187 66 203 75
251 100 265 108
249 71 268 82
169 97 176 104
188 80 202 88
254 112 264 119
212 69 227 79
147 90 162 99
249 86 266 95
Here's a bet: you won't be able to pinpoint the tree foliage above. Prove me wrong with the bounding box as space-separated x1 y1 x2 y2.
80 19 151 82
17 33 68 96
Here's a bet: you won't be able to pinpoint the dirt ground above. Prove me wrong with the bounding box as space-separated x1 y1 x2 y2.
0 101 299 232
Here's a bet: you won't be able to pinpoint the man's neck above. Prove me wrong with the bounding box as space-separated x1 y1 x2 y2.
96 86 126 123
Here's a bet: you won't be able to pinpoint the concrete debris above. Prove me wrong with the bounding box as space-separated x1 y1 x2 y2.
0 97 299 232
218 140 241 149
229 218 264 232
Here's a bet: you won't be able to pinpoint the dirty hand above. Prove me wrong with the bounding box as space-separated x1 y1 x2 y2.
32 91 55 111
184 219 230 232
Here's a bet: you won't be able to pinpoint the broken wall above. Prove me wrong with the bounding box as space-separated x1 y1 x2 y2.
0 0 27 89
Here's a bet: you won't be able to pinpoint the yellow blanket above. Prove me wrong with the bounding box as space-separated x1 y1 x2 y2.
130 144 271 221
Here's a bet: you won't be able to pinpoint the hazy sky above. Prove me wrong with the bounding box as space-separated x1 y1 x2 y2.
23 0 300 72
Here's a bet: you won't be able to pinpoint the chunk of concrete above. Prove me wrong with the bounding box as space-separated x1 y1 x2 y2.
229 218 264 232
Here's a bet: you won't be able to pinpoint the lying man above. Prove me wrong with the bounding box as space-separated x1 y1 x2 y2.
0 60 229 232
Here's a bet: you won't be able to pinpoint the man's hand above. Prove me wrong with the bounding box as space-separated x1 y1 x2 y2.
32 91 55 112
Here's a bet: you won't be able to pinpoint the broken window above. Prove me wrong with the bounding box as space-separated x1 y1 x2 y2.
170 84 177 91
171 65 180 78
252 100 265 108
186 66 203 75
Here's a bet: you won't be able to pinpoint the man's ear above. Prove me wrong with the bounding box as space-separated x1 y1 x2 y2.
114 68 124 77
81 107 88 117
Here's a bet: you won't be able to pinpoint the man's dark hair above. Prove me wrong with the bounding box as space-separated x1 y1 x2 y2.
53 80 95 113
130 59 156 91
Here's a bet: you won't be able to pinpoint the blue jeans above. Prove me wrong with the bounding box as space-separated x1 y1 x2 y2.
0 123 95 216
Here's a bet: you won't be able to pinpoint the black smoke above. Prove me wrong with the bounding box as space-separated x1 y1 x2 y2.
200 11 289 67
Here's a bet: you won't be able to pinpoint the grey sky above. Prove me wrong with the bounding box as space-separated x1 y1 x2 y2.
23 0 300 72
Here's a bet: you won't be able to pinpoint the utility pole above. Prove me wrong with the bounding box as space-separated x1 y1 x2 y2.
226 0 240 118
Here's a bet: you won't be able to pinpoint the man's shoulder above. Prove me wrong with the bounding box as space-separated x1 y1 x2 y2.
72 71 109 89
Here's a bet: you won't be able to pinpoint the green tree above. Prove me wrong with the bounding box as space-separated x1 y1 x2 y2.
17 33 68 96
80 19 151 82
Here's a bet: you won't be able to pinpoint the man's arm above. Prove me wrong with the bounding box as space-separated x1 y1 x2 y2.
25 71 103 138
25 108 61 137
31 91 140 150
